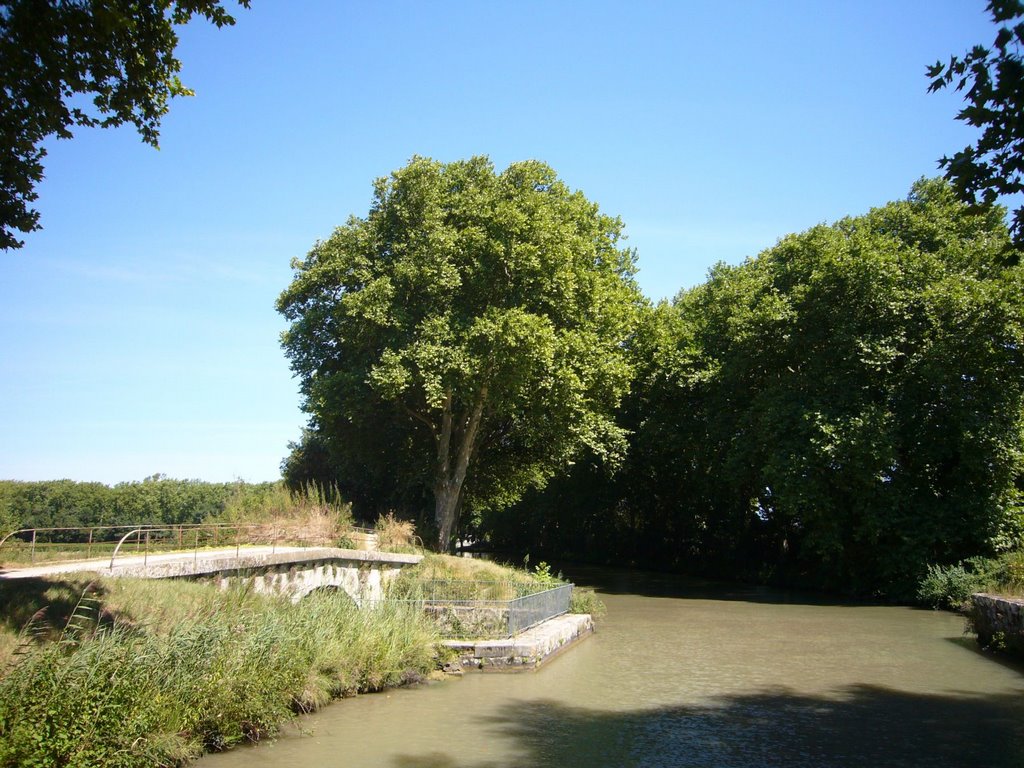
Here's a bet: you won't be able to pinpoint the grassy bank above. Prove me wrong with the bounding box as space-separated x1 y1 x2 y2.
0 576 438 767
395 553 606 618
917 550 1024 611
0 550 604 766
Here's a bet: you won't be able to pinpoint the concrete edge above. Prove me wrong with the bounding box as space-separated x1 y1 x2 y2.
969 592 1024 657
443 613 594 672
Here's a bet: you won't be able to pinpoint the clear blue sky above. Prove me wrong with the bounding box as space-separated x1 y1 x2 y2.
0 0 1000 485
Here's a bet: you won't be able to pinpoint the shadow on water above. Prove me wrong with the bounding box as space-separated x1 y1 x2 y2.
561 563 866 607
391 685 1024 768
946 634 1024 676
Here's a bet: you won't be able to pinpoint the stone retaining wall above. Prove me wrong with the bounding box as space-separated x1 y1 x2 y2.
969 593 1024 656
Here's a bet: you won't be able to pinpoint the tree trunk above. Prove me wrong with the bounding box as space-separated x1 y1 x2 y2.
434 385 487 552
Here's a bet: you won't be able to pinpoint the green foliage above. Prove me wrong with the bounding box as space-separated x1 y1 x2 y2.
917 551 1024 609
278 156 645 550
928 0 1024 248
532 561 560 585
917 562 988 610
487 179 1024 600
0 578 438 766
569 587 607 618
0 0 249 250
0 477 315 533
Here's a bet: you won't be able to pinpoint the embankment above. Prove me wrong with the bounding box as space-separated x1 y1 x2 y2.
970 593 1024 657
0 576 437 767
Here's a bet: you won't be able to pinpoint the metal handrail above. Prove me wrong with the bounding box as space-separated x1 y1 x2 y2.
107 524 259 570
1 522 380 568
0 528 38 561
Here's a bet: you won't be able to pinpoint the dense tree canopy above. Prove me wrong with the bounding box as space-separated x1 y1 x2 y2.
0 0 248 250
278 156 644 550
0 475 267 532
928 0 1024 247
486 179 1024 598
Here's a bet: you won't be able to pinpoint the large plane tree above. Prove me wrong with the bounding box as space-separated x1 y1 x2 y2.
278 156 644 551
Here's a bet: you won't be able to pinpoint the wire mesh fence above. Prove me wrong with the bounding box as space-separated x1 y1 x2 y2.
387 580 573 639
508 583 573 636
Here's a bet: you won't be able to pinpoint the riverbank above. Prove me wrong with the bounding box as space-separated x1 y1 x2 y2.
0 575 438 766
0 553 598 766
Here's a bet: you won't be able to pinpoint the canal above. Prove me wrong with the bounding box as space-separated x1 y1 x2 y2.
201 567 1024 767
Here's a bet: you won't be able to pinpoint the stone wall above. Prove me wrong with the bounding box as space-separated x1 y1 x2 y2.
215 559 402 604
969 593 1024 656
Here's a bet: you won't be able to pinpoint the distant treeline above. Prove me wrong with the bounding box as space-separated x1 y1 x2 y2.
0 475 280 532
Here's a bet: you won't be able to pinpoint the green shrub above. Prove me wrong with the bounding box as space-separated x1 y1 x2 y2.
917 563 985 610
532 561 561 584
569 587 606 618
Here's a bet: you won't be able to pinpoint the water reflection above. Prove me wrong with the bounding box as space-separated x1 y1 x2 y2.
568 564 867 606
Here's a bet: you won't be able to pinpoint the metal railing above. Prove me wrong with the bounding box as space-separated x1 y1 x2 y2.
392 580 573 638
0 523 378 569
107 525 258 571
509 583 573 635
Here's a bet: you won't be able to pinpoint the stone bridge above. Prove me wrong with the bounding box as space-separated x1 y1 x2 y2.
1 547 423 606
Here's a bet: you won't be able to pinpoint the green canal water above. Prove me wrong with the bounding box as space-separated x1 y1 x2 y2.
200 568 1024 767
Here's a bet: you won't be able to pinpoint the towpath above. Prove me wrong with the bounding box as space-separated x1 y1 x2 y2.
0 546 309 580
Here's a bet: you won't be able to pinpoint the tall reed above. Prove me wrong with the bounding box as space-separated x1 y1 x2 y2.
0 578 438 767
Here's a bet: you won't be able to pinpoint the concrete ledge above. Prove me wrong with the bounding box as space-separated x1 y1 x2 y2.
444 613 594 671
970 593 1024 657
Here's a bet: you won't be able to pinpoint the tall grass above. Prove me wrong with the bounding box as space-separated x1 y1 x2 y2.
0 577 438 767
404 553 549 586
374 512 419 553
215 482 354 548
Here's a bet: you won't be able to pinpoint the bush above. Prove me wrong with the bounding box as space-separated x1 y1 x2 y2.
569 587 606 618
916 553 1022 610
917 563 986 610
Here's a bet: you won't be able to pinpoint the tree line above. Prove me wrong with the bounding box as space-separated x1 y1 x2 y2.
280 169 1024 600
0 476 276 534
481 179 1024 599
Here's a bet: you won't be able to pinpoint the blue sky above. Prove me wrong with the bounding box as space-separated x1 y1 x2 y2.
0 0 1000 484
